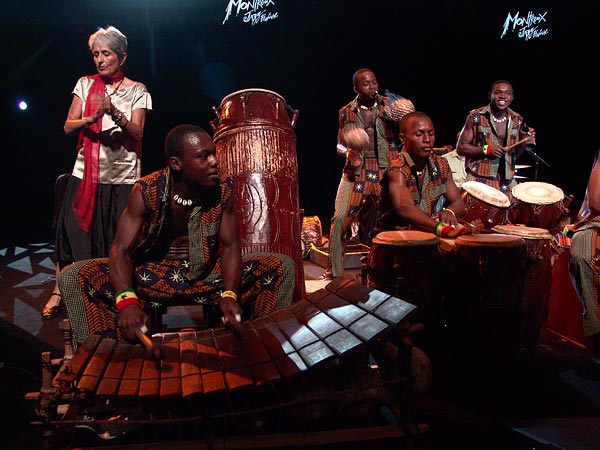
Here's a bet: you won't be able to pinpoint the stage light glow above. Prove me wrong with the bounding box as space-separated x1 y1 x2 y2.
17 100 28 111
199 61 235 101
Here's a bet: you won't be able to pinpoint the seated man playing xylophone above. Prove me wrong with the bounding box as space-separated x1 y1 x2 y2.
59 124 295 348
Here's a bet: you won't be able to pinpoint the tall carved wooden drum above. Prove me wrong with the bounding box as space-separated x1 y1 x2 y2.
211 89 304 303
446 233 528 359
492 224 554 355
366 230 443 348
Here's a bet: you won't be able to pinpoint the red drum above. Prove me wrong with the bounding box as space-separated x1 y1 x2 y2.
508 181 570 235
366 230 442 338
461 181 510 230
446 233 528 358
493 225 554 354
211 89 304 303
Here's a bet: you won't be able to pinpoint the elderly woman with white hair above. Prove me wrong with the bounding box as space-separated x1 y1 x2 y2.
43 25 152 319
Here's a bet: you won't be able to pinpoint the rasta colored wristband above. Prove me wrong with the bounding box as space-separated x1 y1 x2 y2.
115 288 142 312
439 225 454 238
481 145 490 156
433 221 444 237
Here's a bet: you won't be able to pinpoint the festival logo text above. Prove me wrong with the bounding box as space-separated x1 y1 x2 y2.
500 10 549 41
223 0 279 26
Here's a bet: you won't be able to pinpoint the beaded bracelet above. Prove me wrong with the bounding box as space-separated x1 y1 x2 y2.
112 111 126 127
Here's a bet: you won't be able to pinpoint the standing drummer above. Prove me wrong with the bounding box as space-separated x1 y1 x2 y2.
457 80 536 199
319 68 414 281
374 111 469 239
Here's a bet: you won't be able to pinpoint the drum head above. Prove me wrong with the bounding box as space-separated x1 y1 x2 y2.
462 181 511 208
455 233 525 248
512 182 564 205
372 230 439 246
438 237 456 253
492 224 552 239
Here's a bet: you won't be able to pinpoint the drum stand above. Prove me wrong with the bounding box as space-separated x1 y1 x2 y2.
524 145 550 181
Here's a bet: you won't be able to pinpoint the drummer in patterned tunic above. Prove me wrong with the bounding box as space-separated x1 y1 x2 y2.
374 111 470 239
59 124 295 347
569 153 600 359
456 80 536 199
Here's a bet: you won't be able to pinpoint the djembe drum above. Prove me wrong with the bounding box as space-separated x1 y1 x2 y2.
492 224 555 355
461 181 511 230
211 89 304 303
508 181 571 235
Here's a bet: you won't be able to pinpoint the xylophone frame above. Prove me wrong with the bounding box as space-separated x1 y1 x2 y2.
27 279 429 449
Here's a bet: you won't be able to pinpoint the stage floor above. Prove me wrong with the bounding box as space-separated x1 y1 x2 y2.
1 241 599 449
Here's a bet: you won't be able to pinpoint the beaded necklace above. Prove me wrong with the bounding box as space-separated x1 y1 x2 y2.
491 114 507 123
105 77 124 98
359 102 377 111
173 194 194 207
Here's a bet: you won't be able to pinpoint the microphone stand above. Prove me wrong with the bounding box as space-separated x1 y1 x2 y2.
524 145 549 181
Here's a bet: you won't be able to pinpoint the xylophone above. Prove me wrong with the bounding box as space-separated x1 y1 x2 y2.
31 279 426 448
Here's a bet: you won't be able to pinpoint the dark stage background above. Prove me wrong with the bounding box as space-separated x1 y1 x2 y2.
1 0 596 244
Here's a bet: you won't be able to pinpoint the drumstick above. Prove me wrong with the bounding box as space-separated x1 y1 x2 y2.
505 136 532 150
135 325 163 365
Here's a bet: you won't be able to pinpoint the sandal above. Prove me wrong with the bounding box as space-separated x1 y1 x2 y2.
41 292 63 320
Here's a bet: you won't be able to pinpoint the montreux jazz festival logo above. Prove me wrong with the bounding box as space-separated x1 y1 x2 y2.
500 10 549 41
222 0 279 26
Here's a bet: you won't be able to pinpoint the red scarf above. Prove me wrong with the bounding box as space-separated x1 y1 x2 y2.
72 71 124 232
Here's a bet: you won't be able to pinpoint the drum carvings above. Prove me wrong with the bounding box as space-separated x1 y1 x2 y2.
211 89 304 303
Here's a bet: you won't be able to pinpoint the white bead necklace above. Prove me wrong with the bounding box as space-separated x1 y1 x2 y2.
359 102 377 111
491 114 507 123
173 194 194 207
